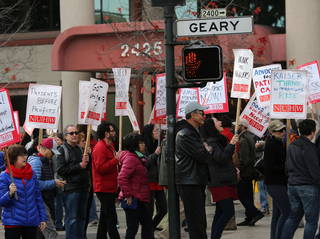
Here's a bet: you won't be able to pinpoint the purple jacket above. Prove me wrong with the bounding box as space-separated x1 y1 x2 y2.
118 151 150 203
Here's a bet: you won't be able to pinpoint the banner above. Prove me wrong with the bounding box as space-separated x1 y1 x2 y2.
240 94 270 138
154 73 167 120
252 64 282 107
25 84 62 129
297 61 320 104
78 81 91 124
113 68 131 116
231 49 253 99
127 103 140 132
176 88 199 118
200 73 229 114
270 70 308 119
0 89 20 148
84 78 109 126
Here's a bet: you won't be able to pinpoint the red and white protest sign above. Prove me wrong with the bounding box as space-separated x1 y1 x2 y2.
297 61 320 104
200 73 229 114
231 49 254 99
240 94 270 138
13 111 20 137
154 73 166 120
176 88 199 118
113 68 131 116
252 64 282 107
25 84 62 129
78 81 91 124
127 103 140 132
0 89 20 148
270 70 308 119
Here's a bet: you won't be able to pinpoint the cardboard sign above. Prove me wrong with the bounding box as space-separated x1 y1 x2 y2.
13 111 20 137
240 94 270 138
78 81 91 124
25 84 62 129
176 88 199 118
231 49 254 99
200 73 229 114
113 68 131 116
127 103 140 132
270 70 308 119
0 89 20 148
253 64 282 107
297 61 320 104
85 78 109 126
154 73 167 120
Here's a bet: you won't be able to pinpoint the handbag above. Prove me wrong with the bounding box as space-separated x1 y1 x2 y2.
120 197 138 209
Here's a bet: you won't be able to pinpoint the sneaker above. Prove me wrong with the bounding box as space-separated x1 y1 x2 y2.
237 220 251 226
88 219 98 227
248 213 264 226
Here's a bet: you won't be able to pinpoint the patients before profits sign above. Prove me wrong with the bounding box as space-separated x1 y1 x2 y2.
25 84 62 129
113 68 131 116
154 73 167 120
270 70 308 119
176 88 199 118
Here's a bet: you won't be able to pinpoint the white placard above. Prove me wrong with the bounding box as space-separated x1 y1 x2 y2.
231 49 254 99
78 81 91 124
176 88 199 118
252 64 282 107
25 84 62 129
154 73 167 119
113 68 131 116
270 70 308 119
127 103 140 132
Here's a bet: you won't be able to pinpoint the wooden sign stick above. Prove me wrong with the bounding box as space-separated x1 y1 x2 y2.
84 124 92 155
235 98 242 135
119 116 123 151
38 128 43 146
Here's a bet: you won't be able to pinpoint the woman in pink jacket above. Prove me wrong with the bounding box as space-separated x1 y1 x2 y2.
118 133 154 239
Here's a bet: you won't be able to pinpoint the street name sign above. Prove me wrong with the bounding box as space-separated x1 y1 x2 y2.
200 8 226 18
175 16 253 37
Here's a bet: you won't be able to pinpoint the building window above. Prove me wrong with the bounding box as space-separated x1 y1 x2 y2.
94 0 130 24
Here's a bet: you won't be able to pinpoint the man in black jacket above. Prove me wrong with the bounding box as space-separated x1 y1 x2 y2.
281 119 320 239
175 102 211 239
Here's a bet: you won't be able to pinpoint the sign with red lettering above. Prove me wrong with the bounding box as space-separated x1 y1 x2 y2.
240 94 270 138
252 64 282 107
113 68 131 116
154 73 167 120
0 89 20 148
13 111 20 137
127 102 140 132
177 88 199 118
25 84 62 129
231 49 254 99
270 70 308 119
78 81 91 124
296 61 320 104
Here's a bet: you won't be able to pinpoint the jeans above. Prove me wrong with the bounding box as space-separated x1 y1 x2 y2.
281 185 320 239
211 198 235 239
55 189 65 229
63 191 89 239
266 184 291 239
89 196 98 222
149 190 168 229
258 181 269 210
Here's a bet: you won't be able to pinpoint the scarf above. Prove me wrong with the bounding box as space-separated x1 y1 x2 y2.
6 163 33 180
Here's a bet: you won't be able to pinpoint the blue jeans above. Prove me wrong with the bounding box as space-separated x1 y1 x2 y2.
267 184 291 239
281 185 320 239
63 191 89 239
89 196 98 222
55 189 65 228
258 181 269 210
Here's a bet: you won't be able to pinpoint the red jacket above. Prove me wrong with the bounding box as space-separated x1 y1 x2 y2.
118 151 150 203
92 140 118 193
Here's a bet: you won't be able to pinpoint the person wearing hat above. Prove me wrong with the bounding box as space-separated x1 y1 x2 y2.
263 120 290 239
175 101 213 239
28 137 66 239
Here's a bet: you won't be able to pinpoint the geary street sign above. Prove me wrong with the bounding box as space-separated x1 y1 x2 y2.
175 16 253 37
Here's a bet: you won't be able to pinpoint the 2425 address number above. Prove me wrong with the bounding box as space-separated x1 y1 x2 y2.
120 41 163 57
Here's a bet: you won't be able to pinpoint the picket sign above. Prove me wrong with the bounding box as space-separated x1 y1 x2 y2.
78 81 91 124
270 70 308 119
154 73 167 120
127 103 140 132
0 89 20 148
176 88 199 118
239 94 270 138
13 111 20 137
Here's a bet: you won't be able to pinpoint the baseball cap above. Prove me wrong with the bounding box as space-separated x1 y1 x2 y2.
41 138 60 155
233 119 249 128
184 102 208 115
269 120 286 132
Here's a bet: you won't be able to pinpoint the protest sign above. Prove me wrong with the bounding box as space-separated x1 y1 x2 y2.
13 111 20 137
127 103 140 132
0 89 20 148
85 78 109 126
270 70 308 119
25 84 62 129
240 94 270 138
113 68 131 116
78 81 91 124
154 73 167 120
252 64 282 107
297 61 320 104
176 88 199 118
231 49 254 99
200 73 229 114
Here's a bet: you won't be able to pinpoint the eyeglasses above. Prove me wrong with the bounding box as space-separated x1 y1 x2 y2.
66 131 79 136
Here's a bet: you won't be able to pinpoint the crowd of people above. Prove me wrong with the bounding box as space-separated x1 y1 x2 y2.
0 101 320 239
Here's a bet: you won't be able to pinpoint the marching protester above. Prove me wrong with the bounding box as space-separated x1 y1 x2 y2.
264 120 290 239
92 122 120 239
56 125 90 239
281 119 320 239
143 124 167 231
118 132 154 239
0 144 47 238
200 117 239 239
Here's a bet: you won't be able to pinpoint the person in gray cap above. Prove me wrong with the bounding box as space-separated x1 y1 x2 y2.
175 101 212 239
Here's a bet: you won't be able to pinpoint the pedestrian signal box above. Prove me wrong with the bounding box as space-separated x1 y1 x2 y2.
182 45 223 82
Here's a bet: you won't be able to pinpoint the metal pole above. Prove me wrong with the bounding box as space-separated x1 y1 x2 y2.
164 5 180 239
100 0 103 23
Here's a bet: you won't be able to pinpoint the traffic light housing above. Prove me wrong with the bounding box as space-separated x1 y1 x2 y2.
151 0 185 7
182 44 223 82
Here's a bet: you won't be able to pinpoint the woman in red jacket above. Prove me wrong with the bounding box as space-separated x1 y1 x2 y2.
118 133 154 239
